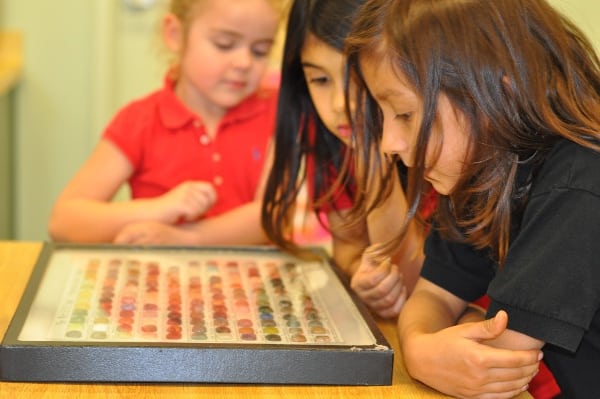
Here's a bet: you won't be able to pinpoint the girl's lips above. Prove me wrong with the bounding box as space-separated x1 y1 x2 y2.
337 125 351 138
226 80 247 89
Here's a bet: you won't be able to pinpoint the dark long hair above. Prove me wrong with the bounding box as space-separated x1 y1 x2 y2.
261 0 367 256
346 0 600 264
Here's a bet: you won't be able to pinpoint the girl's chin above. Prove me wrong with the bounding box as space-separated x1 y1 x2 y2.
426 178 449 195
333 134 350 146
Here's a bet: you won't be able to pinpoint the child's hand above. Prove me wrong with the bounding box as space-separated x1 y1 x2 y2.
157 181 217 223
403 311 542 399
350 244 407 318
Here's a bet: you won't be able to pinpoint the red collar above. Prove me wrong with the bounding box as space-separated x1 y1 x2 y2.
157 74 273 131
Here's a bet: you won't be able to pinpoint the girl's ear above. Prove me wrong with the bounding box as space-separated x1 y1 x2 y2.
162 13 184 53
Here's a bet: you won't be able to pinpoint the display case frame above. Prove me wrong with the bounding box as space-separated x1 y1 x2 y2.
0 243 393 385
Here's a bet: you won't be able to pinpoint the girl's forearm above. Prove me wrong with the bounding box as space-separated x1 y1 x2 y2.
48 197 170 242
397 284 465 384
179 201 269 246
398 286 459 341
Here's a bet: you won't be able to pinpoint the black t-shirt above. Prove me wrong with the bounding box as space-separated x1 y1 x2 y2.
421 139 600 398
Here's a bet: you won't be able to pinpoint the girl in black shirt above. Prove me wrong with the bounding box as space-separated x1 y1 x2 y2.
345 0 600 397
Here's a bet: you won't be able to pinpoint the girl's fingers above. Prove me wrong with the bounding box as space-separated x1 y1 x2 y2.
352 256 393 291
364 270 402 301
360 243 386 269
367 277 406 309
355 260 400 296
458 365 538 399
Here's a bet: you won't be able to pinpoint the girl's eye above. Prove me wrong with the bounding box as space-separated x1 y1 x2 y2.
213 40 270 58
214 40 234 51
307 76 329 85
252 48 270 58
395 112 412 121
251 41 272 58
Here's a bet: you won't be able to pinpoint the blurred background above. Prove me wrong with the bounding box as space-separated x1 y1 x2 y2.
0 0 598 241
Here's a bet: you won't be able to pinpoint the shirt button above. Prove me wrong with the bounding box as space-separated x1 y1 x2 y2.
199 134 210 145
214 176 223 186
212 153 221 162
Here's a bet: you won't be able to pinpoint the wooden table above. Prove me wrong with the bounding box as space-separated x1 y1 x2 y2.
0 241 532 399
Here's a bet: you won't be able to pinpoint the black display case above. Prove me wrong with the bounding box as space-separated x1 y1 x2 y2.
0 243 393 385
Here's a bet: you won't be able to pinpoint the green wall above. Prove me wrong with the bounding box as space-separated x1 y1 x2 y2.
550 0 600 50
1 0 163 240
1 0 95 240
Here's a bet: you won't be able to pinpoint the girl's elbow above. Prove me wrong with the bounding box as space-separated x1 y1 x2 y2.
47 215 69 242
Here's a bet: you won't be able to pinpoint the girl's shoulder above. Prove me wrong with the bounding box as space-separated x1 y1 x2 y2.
533 138 600 195
250 85 279 107
103 86 171 148
224 86 280 129
109 87 164 125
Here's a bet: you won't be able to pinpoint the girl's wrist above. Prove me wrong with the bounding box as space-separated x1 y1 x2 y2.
148 197 177 224
399 330 430 380
457 304 486 325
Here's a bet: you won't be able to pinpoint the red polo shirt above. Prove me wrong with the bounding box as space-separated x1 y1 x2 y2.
103 76 277 218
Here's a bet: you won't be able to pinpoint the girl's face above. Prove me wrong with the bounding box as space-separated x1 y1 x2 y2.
360 56 470 195
300 33 352 145
164 0 279 118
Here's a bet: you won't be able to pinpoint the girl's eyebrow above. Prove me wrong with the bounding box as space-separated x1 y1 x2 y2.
373 90 395 103
301 62 324 69
373 87 411 102
209 29 275 44
209 28 240 37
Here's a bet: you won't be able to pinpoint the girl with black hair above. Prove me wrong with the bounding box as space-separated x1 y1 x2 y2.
261 0 431 318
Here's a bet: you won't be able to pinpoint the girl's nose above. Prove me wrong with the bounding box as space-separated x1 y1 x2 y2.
380 124 412 165
332 84 345 114
233 47 253 69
